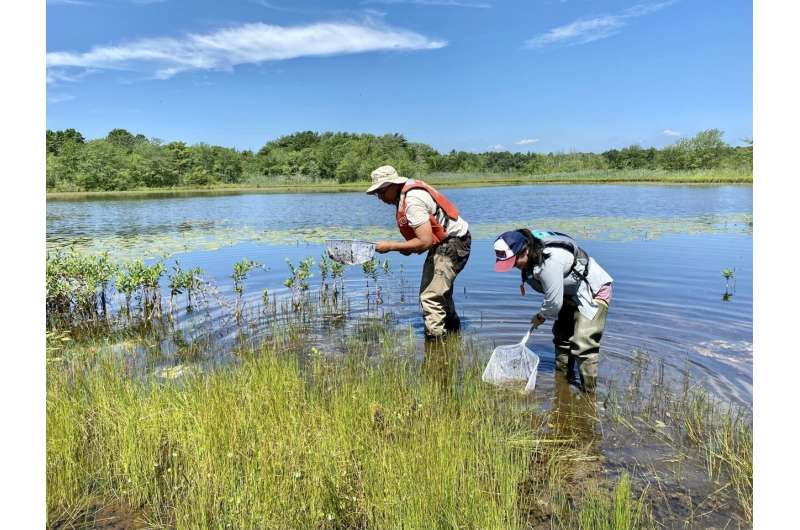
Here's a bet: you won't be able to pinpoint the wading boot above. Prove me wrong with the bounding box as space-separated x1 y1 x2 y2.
444 314 461 334
555 348 579 385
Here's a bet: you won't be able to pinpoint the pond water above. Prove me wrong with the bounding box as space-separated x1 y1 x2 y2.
47 184 753 406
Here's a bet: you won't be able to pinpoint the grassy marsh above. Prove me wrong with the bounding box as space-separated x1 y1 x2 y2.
45 247 752 529
46 323 752 529
46 169 752 201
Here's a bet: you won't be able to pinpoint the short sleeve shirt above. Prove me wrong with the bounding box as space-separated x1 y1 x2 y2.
402 189 469 238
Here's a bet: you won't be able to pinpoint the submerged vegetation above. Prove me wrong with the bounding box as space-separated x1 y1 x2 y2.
46 128 752 193
46 212 754 265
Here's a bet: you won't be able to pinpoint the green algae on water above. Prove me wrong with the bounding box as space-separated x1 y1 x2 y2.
47 212 753 263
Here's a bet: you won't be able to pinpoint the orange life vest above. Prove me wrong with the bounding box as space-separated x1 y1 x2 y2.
395 180 460 245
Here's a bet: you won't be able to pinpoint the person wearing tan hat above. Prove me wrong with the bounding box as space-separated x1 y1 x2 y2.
366 165 471 340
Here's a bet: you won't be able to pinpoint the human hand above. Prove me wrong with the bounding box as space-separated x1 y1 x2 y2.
375 241 392 254
531 313 546 329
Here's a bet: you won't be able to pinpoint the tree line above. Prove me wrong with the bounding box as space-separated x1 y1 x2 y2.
46 127 753 191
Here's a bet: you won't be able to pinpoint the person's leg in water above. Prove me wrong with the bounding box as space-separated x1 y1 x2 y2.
422 334 460 393
419 234 471 339
442 234 471 333
419 250 452 339
552 298 578 384
569 300 608 393
552 371 600 445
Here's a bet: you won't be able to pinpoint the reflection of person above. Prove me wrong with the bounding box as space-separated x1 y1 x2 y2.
493 229 613 392
367 165 471 340
552 373 599 444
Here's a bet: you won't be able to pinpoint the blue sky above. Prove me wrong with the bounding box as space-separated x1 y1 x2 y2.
46 0 753 153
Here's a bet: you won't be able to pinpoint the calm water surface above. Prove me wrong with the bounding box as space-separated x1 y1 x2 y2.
47 185 752 405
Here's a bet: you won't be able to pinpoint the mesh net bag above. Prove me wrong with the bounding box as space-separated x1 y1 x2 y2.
325 239 376 265
482 331 540 393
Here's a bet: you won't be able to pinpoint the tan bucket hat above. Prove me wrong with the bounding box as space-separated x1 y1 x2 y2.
366 165 408 194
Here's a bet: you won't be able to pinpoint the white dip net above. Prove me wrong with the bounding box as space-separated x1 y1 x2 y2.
482 329 540 393
325 239 376 265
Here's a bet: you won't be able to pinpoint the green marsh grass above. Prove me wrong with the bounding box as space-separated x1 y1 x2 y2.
45 248 752 528
46 323 755 529
46 168 753 201
48 333 534 528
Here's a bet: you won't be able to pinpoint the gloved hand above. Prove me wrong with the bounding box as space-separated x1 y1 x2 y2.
531 312 546 329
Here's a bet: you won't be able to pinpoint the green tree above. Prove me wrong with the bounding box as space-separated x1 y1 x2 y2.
46 128 85 155
687 129 730 169
130 140 179 187
165 141 192 183
74 140 132 190
106 128 144 153
184 166 213 186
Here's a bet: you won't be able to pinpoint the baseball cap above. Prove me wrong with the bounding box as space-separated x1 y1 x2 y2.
494 231 527 272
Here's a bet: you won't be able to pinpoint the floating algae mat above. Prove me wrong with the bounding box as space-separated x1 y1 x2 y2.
47 212 753 263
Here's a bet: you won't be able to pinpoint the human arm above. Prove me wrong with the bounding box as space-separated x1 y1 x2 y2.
375 222 434 254
534 251 571 322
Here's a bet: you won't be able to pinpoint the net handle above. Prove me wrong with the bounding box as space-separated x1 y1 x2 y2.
520 324 535 345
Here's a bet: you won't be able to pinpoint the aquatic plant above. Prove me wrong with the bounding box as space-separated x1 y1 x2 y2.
231 258 262 321
46 250 117 326
330 259 344 301
46 324 750 529
114 259 165 320
167 261 203 313
231 259 262 297
47 212 753 264
721 268 736 302
319 253 330 298
361 257 382 306
284 257 314 310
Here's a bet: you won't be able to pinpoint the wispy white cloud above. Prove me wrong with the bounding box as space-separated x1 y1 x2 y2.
47 94 76 104
488 144 507 151
526 1 674 48
46 20 446 81
362 0 491 8
516 138 539 145
46 68 98 84
663 128 681 136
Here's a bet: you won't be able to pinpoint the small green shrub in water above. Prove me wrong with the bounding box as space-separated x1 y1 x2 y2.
231 259 262 297
331 259 344 299
46 250 117 325
361 258 383 306
318 253 331 298
284 257 314 310
168 261 203 312
114 259 165 319
231 258 262 321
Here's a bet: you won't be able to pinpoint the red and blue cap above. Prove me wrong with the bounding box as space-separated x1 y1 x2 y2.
493 231 527 272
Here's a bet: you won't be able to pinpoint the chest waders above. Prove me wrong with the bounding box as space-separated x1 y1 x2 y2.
522 230 602 393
